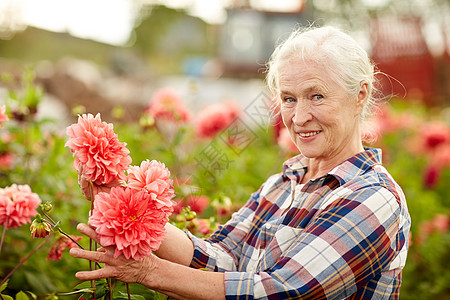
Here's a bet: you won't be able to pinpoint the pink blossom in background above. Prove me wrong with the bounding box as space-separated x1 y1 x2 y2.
172 199 185 216
370 104 418 139
431 143 450 168
415 214 450 245
0 184 41 228
432 214 449 234
418 121 450 153
47 235 82 261
194 218 212 236
127 160 175 219
0 105 8 128
89 187 168 260
423 164 441 189
186 195 210 216
65 113 132 185
145 88 190 123
277 127 298 153
0 153 13 170
195 101 240 139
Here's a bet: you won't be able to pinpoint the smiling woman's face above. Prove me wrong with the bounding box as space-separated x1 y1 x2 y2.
278 58 367 165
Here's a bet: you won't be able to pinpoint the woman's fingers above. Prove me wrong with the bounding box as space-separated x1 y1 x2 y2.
76 223 100 244
75 268 114 281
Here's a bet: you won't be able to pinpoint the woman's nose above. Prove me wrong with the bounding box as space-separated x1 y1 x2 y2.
292 102 313 126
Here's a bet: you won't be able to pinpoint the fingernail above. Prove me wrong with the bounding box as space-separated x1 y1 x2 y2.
70 248 80 255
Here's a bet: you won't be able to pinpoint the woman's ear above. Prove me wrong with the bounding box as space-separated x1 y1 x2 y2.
355 81 369 115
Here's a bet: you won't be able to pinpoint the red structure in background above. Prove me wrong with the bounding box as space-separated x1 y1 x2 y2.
370 17 436 105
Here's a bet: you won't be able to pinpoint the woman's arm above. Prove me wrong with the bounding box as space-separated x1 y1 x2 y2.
154 222 195 266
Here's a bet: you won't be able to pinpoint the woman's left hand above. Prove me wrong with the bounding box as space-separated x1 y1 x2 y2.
69 223 159 285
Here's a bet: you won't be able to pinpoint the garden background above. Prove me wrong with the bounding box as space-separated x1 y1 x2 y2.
0 0 449 299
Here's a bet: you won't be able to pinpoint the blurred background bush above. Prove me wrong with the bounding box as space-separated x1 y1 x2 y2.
0 0 449 299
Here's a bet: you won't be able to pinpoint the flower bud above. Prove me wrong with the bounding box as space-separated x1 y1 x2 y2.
30 217 52 238
183 206 197 221
41 201 53 213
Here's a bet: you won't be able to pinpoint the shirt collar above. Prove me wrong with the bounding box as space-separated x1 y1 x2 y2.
282 147 382 185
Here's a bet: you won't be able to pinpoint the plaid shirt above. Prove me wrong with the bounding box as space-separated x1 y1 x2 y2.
187 148 411 299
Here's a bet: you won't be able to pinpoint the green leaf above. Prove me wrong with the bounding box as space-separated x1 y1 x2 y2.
0 294 14 300
23 291 37 300
57 288 94 296
14 291 28 300
0 280 8 293
114 291 145 300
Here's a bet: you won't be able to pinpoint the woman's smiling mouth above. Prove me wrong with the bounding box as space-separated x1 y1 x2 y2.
298 130 322 138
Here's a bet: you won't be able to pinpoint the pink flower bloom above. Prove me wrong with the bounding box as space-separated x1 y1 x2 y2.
432 214 449 234
195 101 240 139
186 195 209 216
89 187 168 260
0 153 14 170
419 121 450 153
65 113 132 185
277 127 298 153
0 184 41 229
127 160 175 219
145 88 190 123
47 235 82 261
0 105 9 128
193 218 212 236
430 143 450 168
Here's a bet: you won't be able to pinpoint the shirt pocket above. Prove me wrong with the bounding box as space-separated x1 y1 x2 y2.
256 224 304 272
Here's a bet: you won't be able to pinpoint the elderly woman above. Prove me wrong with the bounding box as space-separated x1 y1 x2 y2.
71 26 411 299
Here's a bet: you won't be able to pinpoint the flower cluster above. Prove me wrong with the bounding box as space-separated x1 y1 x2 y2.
66 113 176 260
0 184 41 229
65 113 132 185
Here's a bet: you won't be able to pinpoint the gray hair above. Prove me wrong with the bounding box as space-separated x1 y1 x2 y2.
266 25 379 127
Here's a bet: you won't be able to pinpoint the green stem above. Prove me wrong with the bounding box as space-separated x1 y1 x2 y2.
0 217 8 254
89 180 96 299
0 236 50 287
41 211 84 249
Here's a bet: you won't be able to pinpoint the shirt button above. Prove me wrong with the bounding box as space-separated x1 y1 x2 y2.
266 224 272 230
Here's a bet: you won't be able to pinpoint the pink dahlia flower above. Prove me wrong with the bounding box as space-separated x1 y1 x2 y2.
65 113 132 185
0 105 8 128
145 88 190 123
186 195 209 216
0 184 41 228
127 160 175 219
195 101 240 139
89 187 168 260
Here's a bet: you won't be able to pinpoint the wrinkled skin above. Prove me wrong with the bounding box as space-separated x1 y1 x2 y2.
70 223 157 285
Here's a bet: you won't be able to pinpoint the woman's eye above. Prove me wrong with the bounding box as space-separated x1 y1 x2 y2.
283 97 296 103
312 94 324 101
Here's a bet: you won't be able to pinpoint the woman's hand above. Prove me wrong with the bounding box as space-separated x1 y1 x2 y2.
69 223 159 285
77 165 126 201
